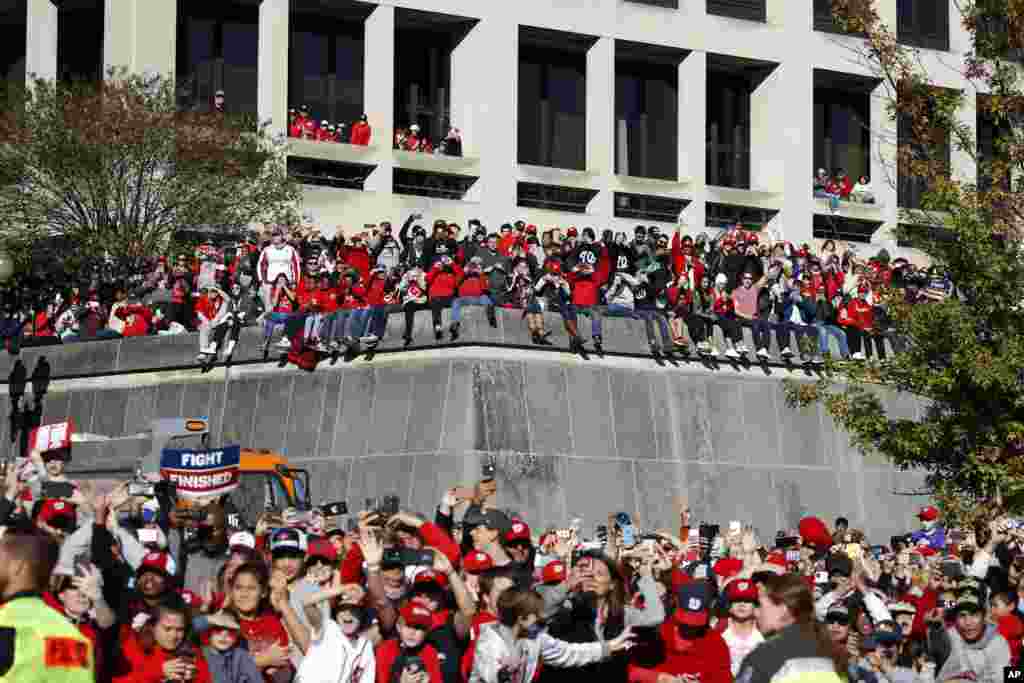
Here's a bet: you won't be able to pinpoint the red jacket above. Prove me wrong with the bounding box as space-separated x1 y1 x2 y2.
457 271 490 298
112 632 212 683
365 273 390 306
839 298 874 331
427 262 463 299
350 121 371 146
117 304 154 337
671 233 706 283
712 291 734 316
567 271 601 307
339 282 368 310
308 287 339 313
345 246 371 282
999 613 1023 666
375 639 442 683
627 622 733 683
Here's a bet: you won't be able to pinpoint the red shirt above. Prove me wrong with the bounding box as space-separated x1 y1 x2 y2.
457 272 489 298
999 614 1023 666
427 263 462 299
239 612 292 683
350 121 371 146
344 247 371 282
113 631 213 683
567 272 601 307
375 639 442 683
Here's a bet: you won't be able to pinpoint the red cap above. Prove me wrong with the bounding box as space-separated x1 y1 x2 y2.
917 506 939 522
37 499 76 528
713 557 743 580
725 579 758 602
400 602 435 629
307 538 338 562
541 561 567 585
765 551 788 568
505 519 531 544
413 570 449 591
180 589 203 609
463 551 494 575
566 227 578 237
918 546 938 557
526 225 537 235
799 516 833 548
138 551 175 577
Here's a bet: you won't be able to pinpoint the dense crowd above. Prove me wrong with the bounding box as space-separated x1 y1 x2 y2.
814 169 876 209
0 214 951 368
0 444 1017 683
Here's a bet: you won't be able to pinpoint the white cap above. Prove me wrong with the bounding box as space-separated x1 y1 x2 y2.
410 124 420 132
229 531 256 550
715 273 728 286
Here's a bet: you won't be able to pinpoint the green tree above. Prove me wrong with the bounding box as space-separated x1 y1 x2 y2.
785 0 1024 525
0 71 301 260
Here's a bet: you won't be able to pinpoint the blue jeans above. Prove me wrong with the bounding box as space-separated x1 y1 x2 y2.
563 304 602 338
451 295 492 323
606 304 671 347
816 323 849 357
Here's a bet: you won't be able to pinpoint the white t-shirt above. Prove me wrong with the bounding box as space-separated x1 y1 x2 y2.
295 618 375 683
722 623 764 676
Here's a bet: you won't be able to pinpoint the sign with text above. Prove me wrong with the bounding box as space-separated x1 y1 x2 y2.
159 445 241 500
31 420 74 453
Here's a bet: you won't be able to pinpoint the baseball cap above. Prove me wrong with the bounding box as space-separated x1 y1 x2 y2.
413 570 449 592
138 551 176 578
725 579 758 603
825 603 850 621
799 516 833 549
463 508 512 535
504 519 531 545
463 551 494 575
954 591 984 613
918 506 939 521
229 531 256 552
270 528 308 555
873 620 902 644
541 561 567 585
674 583 710 627
399 602 434 630
37 499 76 529
306 538 338 563
180 589 204 610
207 611 240 631
889 601 917 616
713 557 743 581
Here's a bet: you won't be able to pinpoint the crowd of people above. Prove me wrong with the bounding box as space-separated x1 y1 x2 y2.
284 105 465 158
0 215 953 368
814 169 876 209
0 443 1017 683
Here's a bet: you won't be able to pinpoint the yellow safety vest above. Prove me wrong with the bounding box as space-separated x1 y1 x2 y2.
0 595 94 683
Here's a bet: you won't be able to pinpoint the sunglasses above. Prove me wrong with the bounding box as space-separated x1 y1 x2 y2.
825 615 850 626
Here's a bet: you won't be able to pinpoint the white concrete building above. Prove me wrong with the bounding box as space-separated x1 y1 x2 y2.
7 0 981 251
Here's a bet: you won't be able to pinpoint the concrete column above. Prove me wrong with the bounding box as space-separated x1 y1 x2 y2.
586 37 615 177
951 93 977 188
876 0 898 33
363 4 394 194
870 81 899 229
104 0 176 78
450 22 482 159
257 0 289 135
679 51 706 231
25 0 57 83
776 63 814 244
474 18 516 225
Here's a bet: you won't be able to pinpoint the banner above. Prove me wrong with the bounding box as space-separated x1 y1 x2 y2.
159 445 241 500
31 419 74 453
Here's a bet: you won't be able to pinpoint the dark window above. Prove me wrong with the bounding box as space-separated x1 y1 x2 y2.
0 1 26 87
518 28 594 171
395 10 474 149
289 6 367 130
813 214 881 243
897 92 950 210
705 202 778 231
393 169 478 201
615 43 686 181
176 0 259 114
978 100 1013 192
626 0 678 7
613 193 690 222
517 182 598 213
814 0 864 34
287 157 376 190
815 87 871 187
58 0 104 84
707 0 766 23
898 0 949 51
897 222 955 247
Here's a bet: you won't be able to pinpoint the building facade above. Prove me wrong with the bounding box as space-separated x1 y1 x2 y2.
8 0 978 249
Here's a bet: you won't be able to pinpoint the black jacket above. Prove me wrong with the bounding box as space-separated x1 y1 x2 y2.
540 594 628 683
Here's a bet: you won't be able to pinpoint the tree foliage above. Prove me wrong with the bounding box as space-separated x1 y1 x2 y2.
785 0 1024 524
0 71 301 260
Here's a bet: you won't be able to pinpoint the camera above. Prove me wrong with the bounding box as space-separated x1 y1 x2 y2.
382 548 434 566
320 501 348 517
615 512 637 548
481 462 496 480
41 481 76 499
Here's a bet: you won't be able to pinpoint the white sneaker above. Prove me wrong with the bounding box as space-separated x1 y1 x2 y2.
361 334 379 344
852 351 865 360
707 345 720 357
725 348 740 359
736 343 749 354
276 338 292 349
757 348 770 359
202 344 217 355
780 346 794 357
221 341 236 359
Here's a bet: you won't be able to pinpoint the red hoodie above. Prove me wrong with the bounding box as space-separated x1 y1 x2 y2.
350 121 371 146
999 613 1023 666
376 640 442 683
839 298 874 331
567 271 601 307
457 271 490 298
627 622 732 683
117 304 154 337
365 273 390 306
671 233 706 284
427 262 463 299
113 631 212 683
344 246 371 282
